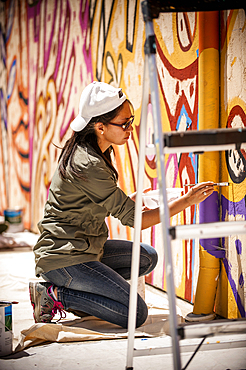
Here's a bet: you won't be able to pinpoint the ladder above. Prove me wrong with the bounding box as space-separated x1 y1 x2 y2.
126 1 246 369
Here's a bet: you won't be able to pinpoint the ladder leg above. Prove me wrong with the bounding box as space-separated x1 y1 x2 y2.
145 19 182 370
126 56 149 370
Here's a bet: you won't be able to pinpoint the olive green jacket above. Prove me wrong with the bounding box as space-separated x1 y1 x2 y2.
33 144 135 276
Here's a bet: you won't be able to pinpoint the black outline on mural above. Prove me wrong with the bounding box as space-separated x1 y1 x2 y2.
90 0 137 81
105 51 123 86
225 105 246 184
89 0 115 82
126 0 137 52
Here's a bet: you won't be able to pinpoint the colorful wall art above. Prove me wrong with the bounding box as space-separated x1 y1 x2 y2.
0 0 245 318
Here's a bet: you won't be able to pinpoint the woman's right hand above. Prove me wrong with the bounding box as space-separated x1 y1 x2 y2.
184 181 215 207
141 182 215 229
168 181 215 219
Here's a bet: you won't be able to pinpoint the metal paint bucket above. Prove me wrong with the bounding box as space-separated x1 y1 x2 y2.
0 302 13 357
4 208 24 233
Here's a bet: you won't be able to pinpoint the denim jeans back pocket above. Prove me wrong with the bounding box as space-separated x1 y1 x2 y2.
42 267 73 288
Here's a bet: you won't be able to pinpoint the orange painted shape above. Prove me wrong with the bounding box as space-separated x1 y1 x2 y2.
199 11 219 53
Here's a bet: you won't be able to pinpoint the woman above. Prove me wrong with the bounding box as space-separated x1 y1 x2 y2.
29 81 214 328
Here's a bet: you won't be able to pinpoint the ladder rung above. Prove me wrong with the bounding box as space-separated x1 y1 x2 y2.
133 320 246 358
146 143 246 154
178 319 246 339
169 221 246 240
164 128 246 148
146 128 246 154
143 0 245 18
133 337 246 357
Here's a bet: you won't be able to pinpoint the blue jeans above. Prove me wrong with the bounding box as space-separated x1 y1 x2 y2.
42 239 158 328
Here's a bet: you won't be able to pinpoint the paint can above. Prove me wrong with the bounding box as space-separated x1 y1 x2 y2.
0 302 13 357
4 208 24 233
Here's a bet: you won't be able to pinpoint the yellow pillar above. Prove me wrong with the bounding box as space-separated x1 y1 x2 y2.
188 11 221 319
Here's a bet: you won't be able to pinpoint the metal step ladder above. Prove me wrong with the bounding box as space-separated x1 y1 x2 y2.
126 1 246 369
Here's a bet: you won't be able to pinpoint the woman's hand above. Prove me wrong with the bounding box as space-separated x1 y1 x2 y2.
138 182 215 230
184 181 215 208
167 181 215 218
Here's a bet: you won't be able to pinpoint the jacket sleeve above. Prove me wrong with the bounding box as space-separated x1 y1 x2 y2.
71 152 135 228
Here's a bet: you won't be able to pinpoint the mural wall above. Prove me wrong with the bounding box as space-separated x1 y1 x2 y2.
0 0 245 318
216 10 246 318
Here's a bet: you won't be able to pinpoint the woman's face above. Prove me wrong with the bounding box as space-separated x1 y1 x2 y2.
96 101 134 152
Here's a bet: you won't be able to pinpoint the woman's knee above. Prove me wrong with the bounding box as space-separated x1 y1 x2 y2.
140 243 158 273
135 295 148 328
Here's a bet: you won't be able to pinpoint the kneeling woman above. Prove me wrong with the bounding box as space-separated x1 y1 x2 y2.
30 81 214 328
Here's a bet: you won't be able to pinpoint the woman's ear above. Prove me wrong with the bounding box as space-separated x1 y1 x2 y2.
95 121 104 135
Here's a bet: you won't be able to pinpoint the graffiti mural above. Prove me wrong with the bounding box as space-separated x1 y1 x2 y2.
4 0 30 228
225 105 246 184
0 0 245 316
0 0 7 213
27 0 93 230
217 9 246 318
155 17 199 300
89 2 200 302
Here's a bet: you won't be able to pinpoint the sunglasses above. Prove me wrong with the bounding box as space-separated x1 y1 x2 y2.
107 115 135 131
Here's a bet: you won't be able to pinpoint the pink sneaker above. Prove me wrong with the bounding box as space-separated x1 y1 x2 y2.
29 282 66 323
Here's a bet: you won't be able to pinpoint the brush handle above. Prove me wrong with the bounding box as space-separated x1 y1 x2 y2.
184 182 229 187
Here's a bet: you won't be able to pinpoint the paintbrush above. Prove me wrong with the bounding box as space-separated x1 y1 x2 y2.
0 300 19 304
184 182 230 187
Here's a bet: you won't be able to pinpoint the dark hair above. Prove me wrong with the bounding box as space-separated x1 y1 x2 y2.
58 99 133 181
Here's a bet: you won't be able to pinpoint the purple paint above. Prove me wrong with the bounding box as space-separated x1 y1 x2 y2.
6 0 14 42
54 1 70 85
27 1 41 43
0 26 6 67
57 41 75 107
0 89 7 130
221 194 246 317
199 191 224 258
27 1 42 182
79 0 93 78
221 194 246 220
239 273 244 288
223 258 246 317
43 0 57 74
235 239 242 255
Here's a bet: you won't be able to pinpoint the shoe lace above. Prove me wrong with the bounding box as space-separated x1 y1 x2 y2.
46 285 67 322
51 300 67 322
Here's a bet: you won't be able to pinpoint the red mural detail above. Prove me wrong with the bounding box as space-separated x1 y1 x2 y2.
220 10 234 50
155 39 199 299
11 85 29 194
156 38 198 132
176 13 197 52
185 240 193 300
179 154 196 301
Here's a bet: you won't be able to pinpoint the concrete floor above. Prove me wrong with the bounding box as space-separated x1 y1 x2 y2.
0 235 246 370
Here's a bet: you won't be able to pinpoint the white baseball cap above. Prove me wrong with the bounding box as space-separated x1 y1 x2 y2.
70 81 127 132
